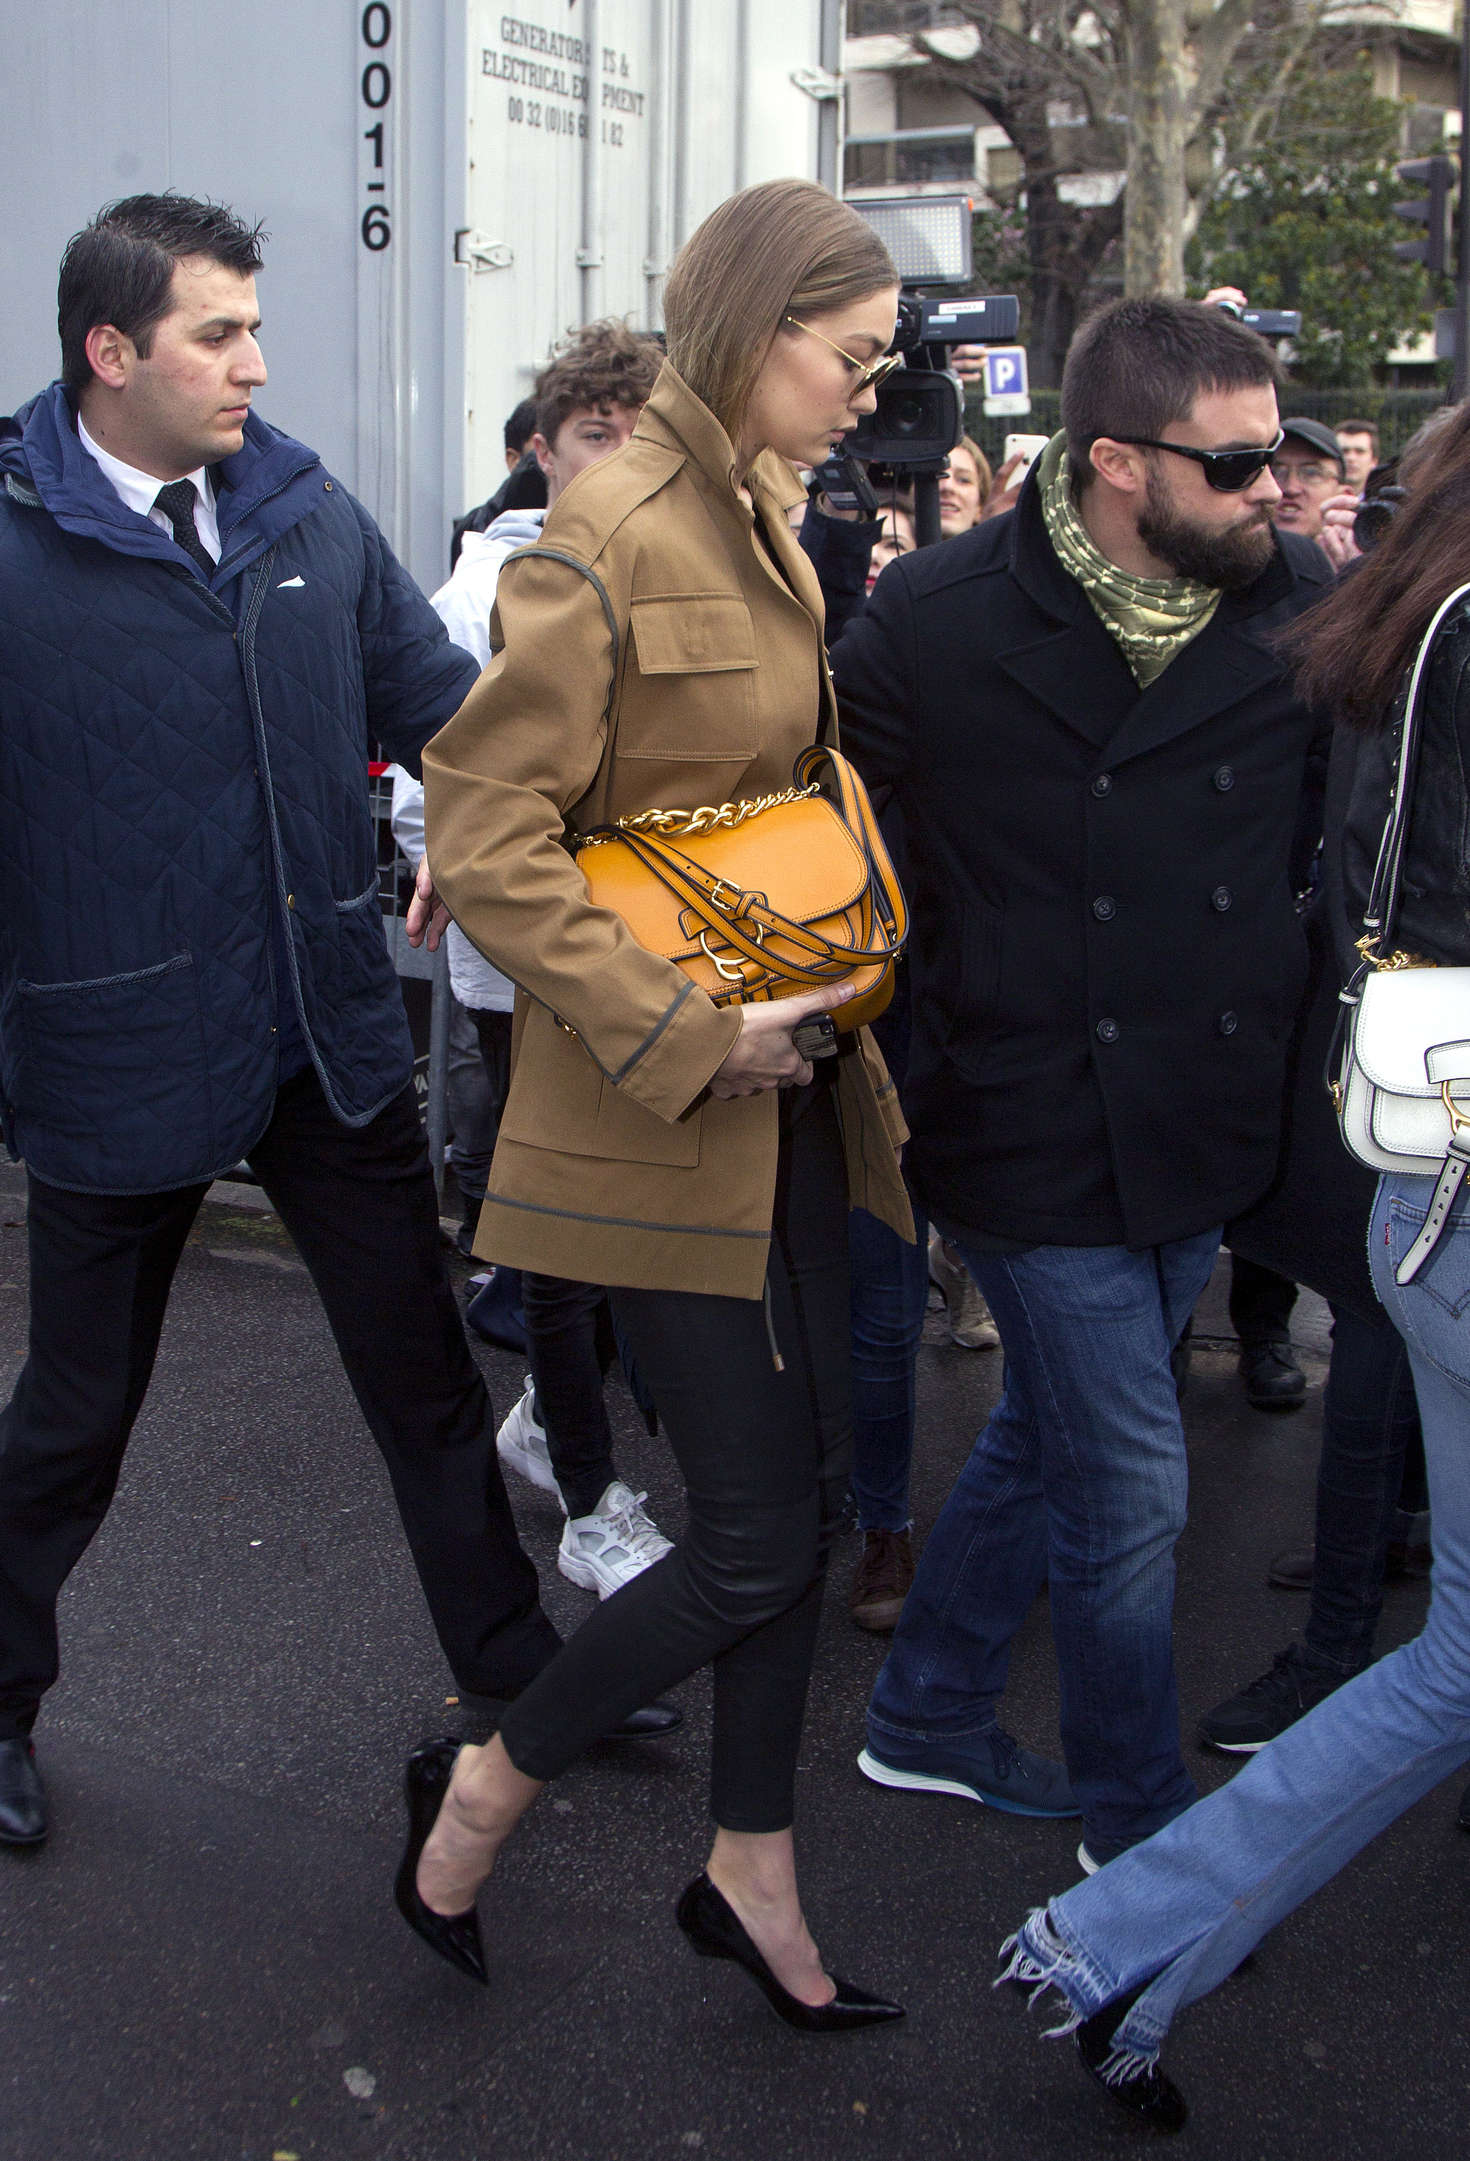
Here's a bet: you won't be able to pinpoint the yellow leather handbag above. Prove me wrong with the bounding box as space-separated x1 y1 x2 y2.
575 746 908 1031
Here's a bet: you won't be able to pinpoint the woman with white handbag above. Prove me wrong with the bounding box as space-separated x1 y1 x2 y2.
993 404 1470 2133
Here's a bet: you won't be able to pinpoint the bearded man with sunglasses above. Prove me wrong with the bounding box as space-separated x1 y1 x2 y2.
832 295 1331 1869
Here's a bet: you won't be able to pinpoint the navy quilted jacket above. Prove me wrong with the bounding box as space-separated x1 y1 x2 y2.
0 385 481 1193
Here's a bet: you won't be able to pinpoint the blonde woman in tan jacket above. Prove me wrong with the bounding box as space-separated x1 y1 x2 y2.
399 180 912 2029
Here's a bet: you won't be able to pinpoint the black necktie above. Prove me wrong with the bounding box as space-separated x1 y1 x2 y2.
153 479 213 577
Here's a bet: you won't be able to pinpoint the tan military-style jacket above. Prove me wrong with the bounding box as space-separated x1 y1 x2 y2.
422 362 910 1298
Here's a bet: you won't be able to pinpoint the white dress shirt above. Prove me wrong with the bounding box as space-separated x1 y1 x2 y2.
77 415 222 562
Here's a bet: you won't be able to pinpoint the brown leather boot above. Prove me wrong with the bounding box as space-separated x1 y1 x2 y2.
849 1529 915 1633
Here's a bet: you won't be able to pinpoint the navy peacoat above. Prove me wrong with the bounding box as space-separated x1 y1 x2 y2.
831 470 1333 1250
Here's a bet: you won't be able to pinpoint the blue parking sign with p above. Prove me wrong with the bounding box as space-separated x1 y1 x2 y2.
985 348 1028 397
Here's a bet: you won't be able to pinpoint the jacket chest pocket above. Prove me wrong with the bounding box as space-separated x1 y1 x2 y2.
623 594 758 762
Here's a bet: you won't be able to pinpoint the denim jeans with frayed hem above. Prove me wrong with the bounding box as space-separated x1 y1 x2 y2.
1026 1169 1470 2067
867 1229 1219 1848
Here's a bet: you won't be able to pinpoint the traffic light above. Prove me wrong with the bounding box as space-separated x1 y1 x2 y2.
1392 153 1456 275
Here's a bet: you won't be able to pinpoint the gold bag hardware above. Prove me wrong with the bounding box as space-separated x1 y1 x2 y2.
575 746 908 1031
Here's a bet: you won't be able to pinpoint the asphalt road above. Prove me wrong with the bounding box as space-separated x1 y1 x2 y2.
0 1161 1464 2161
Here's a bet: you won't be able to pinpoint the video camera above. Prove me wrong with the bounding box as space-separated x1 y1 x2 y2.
826 195 1023 545
1212 298 1302 340
845 293 1021 470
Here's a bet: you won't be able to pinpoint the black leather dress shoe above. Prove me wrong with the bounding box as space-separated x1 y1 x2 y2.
455 1690 683 1740
1267 1545 1314 1591
604 1697 682 1740
1239 1339 1307 1410
0 1739 47 1847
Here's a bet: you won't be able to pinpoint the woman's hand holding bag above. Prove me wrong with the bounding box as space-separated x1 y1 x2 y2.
708 983 855 1098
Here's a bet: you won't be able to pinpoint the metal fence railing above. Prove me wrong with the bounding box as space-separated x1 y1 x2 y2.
965 387 1451 474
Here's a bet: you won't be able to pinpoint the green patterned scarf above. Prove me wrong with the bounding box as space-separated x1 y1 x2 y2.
1038 433 1220 686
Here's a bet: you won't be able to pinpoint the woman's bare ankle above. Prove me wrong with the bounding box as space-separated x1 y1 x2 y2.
415 1736 542 1916
706 1830 833 2007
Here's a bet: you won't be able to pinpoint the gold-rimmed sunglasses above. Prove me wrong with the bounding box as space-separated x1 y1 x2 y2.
784 315 905 398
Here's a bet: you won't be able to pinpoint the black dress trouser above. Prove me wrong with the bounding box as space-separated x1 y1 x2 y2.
0 1069 560 1740
498 1074 853 1832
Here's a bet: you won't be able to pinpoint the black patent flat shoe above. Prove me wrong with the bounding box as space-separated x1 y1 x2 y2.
675 1871 903 2033
1075 1987 1187 2134
394 1738 488 1985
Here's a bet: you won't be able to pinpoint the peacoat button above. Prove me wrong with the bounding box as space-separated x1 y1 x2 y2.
1096 1017 1120 1044
1092 895 1117 921
1218 1010 1239 1036
1213 764 1235 792
1090 773 1113 798
1211 885 1232 911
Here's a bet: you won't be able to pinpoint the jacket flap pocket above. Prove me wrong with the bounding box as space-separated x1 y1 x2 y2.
631 594 756 675
497 1003 702 1165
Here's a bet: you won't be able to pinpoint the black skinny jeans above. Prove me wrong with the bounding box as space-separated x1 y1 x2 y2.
519 1272 620 1519
497 1073 853 1832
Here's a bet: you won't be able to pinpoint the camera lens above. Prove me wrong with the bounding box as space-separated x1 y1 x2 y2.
1352 487 1405 554
890 393 929 438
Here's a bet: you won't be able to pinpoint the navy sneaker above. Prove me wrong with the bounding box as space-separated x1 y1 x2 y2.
1198 1643 1353 1755
858 1726 1078 1818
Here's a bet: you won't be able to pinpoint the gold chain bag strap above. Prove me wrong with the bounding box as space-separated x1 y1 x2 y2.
574 745 908 1030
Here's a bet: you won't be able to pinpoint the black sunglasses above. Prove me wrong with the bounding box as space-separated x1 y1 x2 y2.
1113 430 1286 493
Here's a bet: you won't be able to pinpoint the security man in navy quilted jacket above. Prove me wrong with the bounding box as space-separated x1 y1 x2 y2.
0 193 676 1849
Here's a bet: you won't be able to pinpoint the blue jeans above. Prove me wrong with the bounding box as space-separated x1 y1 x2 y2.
1026 1169 1470 2065
868 1229 1220 1848
848 1204 930 1533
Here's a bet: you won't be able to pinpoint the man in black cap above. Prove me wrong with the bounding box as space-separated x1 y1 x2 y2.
1268 417 1352 545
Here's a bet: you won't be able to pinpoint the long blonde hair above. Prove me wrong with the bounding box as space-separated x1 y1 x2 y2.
662 179 896 446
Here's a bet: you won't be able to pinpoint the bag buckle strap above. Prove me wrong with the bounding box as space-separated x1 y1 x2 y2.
700 923 764 981
1441 1079 1470 1138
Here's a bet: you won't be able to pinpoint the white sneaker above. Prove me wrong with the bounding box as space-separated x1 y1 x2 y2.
558 1481 673 1598
495 1379 564 1507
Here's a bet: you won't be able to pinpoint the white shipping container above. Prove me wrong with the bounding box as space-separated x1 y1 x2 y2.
0 0 841 592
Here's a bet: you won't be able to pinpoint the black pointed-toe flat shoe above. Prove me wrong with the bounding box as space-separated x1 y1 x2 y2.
1074 1989 1187 2134
675 1871 904 2033
393 1738 488 1985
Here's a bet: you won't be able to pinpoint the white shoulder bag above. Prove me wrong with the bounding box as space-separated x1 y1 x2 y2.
1335 580 1470 1284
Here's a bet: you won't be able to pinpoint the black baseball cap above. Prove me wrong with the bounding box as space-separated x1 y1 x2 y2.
1278 417 1346 474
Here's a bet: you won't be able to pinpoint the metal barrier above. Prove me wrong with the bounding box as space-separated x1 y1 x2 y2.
371 764 452 1201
